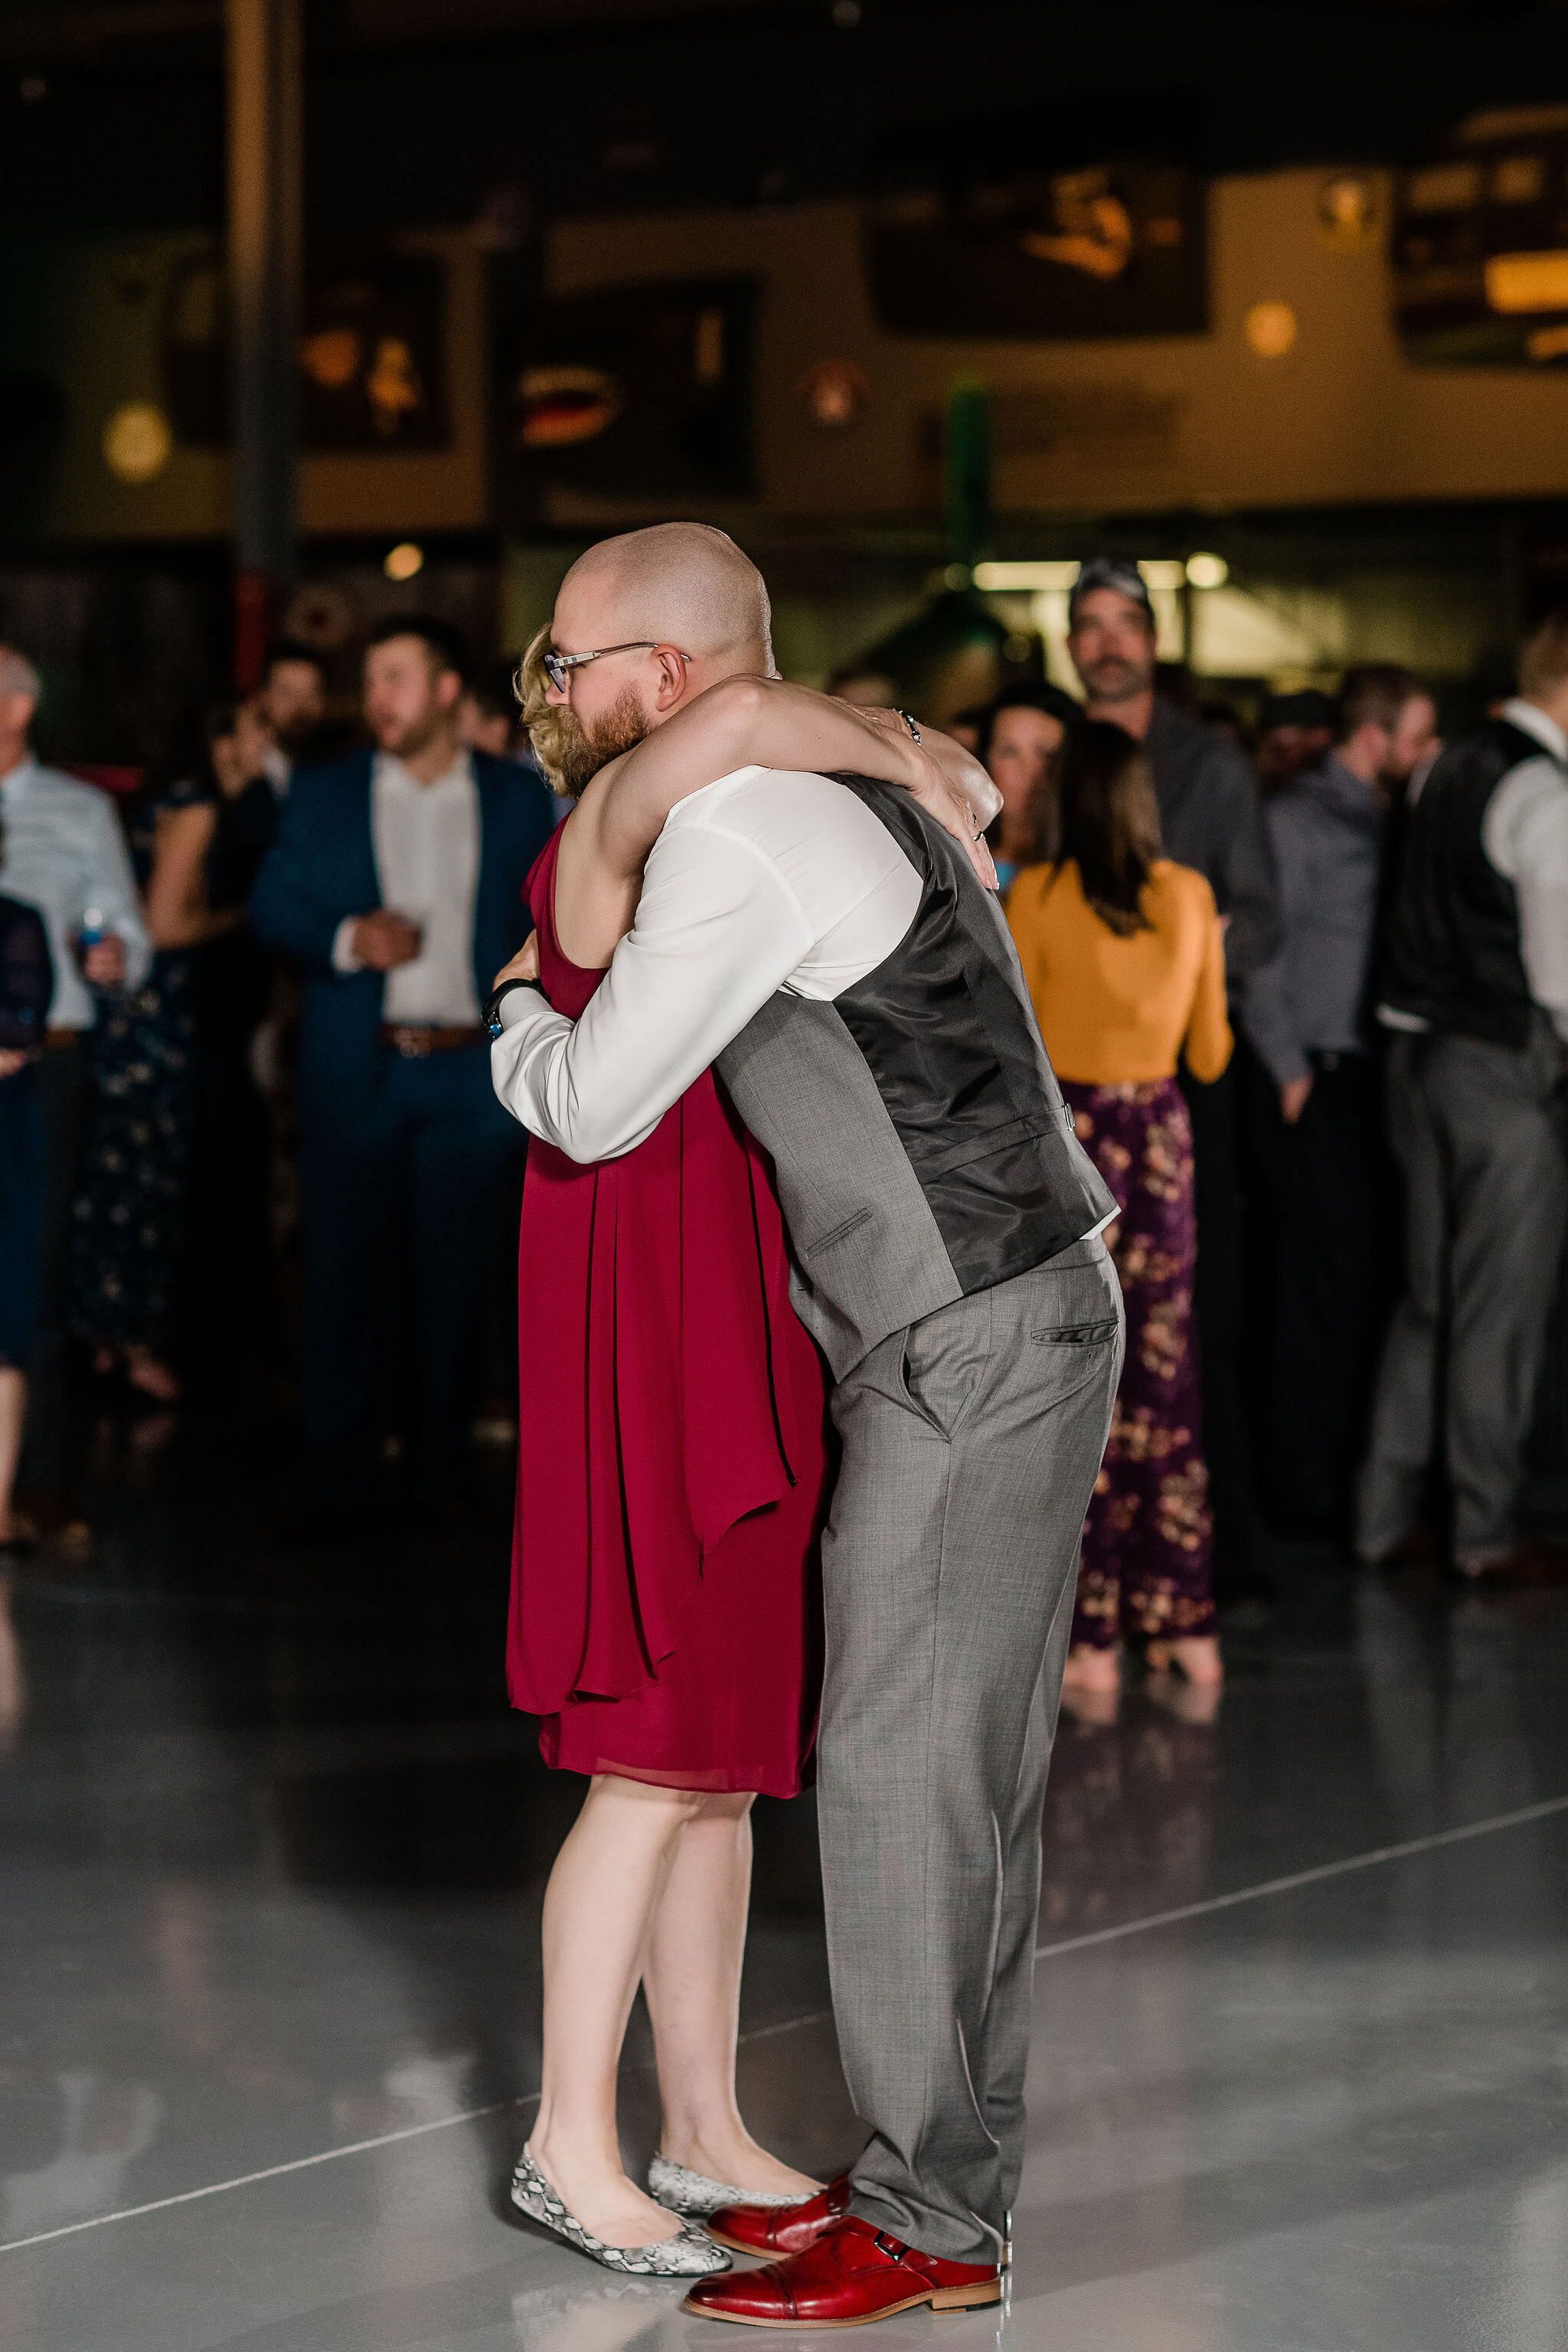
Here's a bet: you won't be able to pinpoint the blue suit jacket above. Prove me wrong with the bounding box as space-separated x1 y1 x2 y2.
250 747 554 1127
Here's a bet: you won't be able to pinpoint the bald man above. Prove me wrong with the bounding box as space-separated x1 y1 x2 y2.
491 527 1121 2329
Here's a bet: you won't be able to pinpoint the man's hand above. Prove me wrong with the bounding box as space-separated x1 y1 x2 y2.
351 910 423 970
0 1049 28 1080
1280 1076 1313 1125
81 933 126 988
492 932 541 991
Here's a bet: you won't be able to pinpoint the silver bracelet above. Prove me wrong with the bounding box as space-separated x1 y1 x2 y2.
896 708 922 746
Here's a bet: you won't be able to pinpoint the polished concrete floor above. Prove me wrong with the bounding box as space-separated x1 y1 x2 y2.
2 1407 1566 2350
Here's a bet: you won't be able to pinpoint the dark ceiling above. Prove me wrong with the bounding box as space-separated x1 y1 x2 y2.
0 0 1562 235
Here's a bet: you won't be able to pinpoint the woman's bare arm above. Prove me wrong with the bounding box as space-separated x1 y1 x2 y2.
550 676 1000 967
145 802 243 950
587 677 995 879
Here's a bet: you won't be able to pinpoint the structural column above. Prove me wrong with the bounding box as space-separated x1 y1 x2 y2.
227 0 302 689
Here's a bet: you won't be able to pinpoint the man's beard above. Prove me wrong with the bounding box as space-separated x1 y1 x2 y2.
554 686 651 798
1080 653 1155 706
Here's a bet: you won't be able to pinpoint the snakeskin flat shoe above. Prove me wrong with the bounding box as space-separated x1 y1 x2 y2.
647 2151 812 2216
509 2148 731 2277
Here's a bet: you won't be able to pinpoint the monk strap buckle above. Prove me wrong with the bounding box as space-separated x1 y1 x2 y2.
871 2231 910 2263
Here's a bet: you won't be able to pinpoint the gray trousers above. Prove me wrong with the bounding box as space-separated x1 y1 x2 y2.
1357 1022 1568 1566
817 1236 1122 2263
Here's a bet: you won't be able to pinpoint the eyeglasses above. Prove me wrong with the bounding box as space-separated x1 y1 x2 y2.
541 640 688 694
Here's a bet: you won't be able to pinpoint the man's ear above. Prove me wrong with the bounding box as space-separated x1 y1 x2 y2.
651 645 691 710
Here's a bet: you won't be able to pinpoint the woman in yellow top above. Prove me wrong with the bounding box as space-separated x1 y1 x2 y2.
1008 720 1231 1697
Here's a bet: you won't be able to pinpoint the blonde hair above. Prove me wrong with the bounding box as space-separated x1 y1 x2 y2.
1518 609 1568 701
514 624 570 790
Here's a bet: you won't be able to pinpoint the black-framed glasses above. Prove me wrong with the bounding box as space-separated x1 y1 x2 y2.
541 640 689 693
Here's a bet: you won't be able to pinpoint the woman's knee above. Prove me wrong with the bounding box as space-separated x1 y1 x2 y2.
589 1772 710 1824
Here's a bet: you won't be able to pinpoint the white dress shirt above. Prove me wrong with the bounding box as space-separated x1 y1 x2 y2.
491 766 923 1162
332 750 482 1024
0 757 152 1029
1482 698 1568 1042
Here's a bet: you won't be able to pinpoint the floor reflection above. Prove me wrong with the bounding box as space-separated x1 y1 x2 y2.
3 2073 162 2244
0 1574 24 1750
1040 1684 1219 1943
2 1419 1566 2347
508 2273 684 2351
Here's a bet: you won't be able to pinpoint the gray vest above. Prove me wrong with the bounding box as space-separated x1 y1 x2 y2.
716 777 1115 1377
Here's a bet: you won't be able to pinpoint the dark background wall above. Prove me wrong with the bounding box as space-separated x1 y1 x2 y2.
0 2 1557 240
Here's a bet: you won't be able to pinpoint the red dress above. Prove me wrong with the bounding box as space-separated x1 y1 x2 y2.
507 826 829 1798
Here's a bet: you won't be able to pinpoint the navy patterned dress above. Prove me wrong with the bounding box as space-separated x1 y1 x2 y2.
69 780 207 1355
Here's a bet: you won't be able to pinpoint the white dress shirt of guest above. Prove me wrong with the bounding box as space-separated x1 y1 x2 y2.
330 748 482 1024
325 628 482 1022
1478 696 1568 1041
0 646 151 1029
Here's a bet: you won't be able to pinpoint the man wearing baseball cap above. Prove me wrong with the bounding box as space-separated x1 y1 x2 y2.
1067 560 1280 1602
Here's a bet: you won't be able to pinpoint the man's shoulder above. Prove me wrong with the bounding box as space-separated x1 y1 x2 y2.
1267 773 1330 829
669 763 897 841
290 745 373 792
26 763 113 816
659 767 920 908
276 747 374 829
1488 746 1568 845
1152 699 1252 780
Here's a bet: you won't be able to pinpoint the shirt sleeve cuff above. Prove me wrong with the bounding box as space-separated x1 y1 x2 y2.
1259 1044 1311 1088
497 985 541 1030
332 916 362 973
1243 1020 1310 1088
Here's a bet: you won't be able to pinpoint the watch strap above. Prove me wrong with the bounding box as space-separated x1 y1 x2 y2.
484 974 545 1035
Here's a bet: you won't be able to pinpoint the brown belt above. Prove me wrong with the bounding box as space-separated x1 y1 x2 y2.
45 1027 83 1050
380 1023 487 1057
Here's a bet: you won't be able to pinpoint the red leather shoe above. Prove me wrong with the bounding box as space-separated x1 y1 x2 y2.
682 2215 1001 2328
705 2172 851 2256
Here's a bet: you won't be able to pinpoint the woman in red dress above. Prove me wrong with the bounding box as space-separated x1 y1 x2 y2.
498 563 995 2277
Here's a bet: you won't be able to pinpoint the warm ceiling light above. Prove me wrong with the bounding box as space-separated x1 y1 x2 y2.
384 542 424 582
1139 560 1187 592
103 401 172 484
1246 301 1298 358
972 560 1080 592
1485 251 1568 314
1186 552 1229 590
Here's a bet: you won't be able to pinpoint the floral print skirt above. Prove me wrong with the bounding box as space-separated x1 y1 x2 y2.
1060 1077 1216 1649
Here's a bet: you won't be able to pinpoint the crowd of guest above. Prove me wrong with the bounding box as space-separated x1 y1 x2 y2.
975 564 1568 1711
2 570 1566 1676
0 620 550 1553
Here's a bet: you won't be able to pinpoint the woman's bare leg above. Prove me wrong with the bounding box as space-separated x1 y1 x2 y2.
529 1772 704 2247
0 1370 26 1543
1060 1641 1120 1693
643 1791 820 2198
1145 1634 1223 1685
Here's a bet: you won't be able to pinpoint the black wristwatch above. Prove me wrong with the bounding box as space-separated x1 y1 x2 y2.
485 975 544 1037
